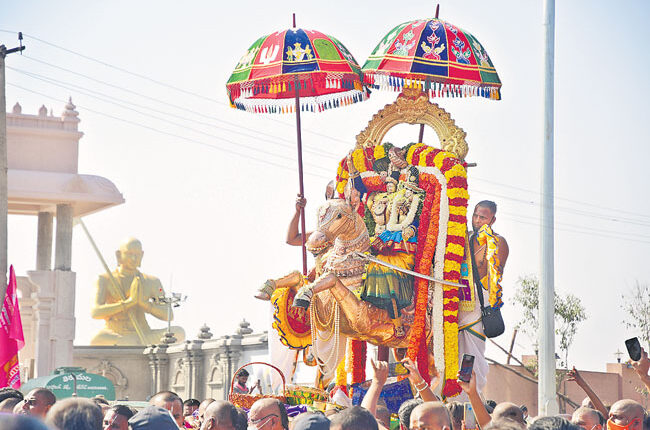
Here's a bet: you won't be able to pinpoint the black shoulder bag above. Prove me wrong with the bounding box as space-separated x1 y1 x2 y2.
469 234 505 338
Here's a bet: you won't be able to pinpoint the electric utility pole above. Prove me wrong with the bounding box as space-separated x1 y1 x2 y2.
0 33 25 301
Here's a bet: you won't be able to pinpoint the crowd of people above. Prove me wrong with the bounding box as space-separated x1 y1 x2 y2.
0 346 649 430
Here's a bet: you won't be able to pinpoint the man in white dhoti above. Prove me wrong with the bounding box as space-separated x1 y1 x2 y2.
457 200 509 398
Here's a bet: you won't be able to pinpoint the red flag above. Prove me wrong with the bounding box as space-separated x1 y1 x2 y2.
0 266 25 388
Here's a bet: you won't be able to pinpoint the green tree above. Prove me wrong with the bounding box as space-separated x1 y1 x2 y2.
512 275 587 369
621 281 650 350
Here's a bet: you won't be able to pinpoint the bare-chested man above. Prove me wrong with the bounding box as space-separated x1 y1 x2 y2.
457 200 509 397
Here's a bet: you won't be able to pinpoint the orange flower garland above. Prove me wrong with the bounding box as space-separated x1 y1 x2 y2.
335 142 468 397
406 143 468 398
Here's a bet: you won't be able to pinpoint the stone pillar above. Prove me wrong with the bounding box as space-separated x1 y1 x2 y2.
183 340 204 401
28 270 76 376
36 212 53 271
54 204 73 271
145 345 170 395
219 340 242 401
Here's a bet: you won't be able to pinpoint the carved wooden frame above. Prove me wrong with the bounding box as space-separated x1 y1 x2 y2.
355 87 469 160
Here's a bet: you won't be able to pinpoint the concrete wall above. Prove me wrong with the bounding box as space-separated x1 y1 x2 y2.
484 363 649 417
74 346 150 401
70 324 269 402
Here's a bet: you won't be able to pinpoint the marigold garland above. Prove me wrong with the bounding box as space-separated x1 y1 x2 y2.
406 142 468 398
335 141 467 398
335 352 348 394
477 224 504 308
350 339 367 384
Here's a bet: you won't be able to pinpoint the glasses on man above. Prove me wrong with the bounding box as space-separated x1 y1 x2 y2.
248 413 278 429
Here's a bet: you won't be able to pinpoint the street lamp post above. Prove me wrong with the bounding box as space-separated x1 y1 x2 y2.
539 0 558 416
154 291 186 344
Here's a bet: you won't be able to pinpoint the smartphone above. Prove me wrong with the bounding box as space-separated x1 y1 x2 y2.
626 337 642 361
464 402 477 430
388 362 410 376
459 354 475 383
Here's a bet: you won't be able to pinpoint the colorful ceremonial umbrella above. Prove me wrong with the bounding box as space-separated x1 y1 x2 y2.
362 13 502 101
362 10 502 397
226 20 368 274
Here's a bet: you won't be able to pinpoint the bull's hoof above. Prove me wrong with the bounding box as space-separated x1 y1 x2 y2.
292 286 313 309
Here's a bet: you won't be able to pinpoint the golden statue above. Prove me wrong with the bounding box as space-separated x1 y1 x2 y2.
90 238 186 346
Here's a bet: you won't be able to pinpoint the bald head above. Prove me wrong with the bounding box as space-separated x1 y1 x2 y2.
116 237 144 271
249 398 288 430
119 237 142 252
150 391 183 427
493 403 525 426
204 400 238 430
199 398 216 422
410 402 452 430
609 400 644 430
572 407 602 430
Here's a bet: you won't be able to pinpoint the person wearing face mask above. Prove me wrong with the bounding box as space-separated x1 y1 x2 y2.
607 400 644 430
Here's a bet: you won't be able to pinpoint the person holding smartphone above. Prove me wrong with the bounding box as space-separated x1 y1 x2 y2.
630 345 650 392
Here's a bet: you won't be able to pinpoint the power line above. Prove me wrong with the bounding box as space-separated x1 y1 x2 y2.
7 85 648 245
498 214 650 245
470 186 650 228
0 30 354 145
4 30 648 226
472 175 650 221
7 66 336 173
7 83 333 181
17 55 342 160
498 210 650 241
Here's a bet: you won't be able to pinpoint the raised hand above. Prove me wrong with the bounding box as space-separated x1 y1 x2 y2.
401 357 422 383
370 359 389 386
566 366 585 386
631 348 650 379
457 370 478 395
295 195 307 212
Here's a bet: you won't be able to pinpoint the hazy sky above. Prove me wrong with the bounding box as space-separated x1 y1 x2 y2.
2 0 649 372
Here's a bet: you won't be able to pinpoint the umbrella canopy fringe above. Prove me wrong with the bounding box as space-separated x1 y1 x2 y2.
363 72 501 100
229 88 368 114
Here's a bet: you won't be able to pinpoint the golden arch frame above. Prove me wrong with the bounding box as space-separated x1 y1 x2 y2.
355 87 469 160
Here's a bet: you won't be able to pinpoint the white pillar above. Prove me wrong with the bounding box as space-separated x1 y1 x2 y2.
29 270 77 376
36 212 53 271
54 204 73 271
539 0 558 416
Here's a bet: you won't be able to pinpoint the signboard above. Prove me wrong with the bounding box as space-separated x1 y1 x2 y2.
20 368 115 401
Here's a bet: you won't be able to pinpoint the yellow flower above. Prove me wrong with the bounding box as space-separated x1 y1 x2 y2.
445 243 464 257
433 152 447 169
449 205 467 216
444 164 467 181
418 148 434 166
444 260 461 273
374 145 385 159
352 149 367 172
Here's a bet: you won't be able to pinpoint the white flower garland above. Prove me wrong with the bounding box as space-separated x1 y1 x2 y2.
418 166 449 384
386 189 421 232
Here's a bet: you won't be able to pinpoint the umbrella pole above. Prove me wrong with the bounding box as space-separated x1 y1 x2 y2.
294 75 308 275
417 77 430 143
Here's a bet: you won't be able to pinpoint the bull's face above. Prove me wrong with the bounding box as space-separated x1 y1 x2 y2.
307 199 357 251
